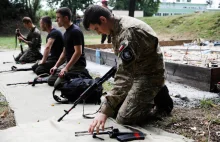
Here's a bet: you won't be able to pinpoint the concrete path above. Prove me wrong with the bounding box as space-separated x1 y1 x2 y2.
0 51 193 142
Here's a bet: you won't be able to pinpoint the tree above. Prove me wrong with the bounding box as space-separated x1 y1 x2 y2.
129 0 136 17
140 0 160 16
24 0 42 22
47 0 93 23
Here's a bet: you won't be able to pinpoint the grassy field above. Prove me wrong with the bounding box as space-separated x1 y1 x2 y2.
0 34 101 49
140 11 220 40
0 11 219 49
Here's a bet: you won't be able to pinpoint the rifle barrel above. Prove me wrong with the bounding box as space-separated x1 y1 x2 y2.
57 66 117 122
7 82 32 86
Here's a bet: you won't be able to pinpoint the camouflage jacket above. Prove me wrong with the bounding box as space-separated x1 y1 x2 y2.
100 15 165 117
25 27 42 50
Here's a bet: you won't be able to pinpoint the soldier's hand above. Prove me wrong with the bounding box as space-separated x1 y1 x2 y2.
17 36 23 42
50 66 57 75
15 29 21 36
59 67 68 78
88 113 108 134
38 60 44 65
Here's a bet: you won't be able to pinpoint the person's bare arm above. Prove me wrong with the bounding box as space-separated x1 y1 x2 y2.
40 38 55 64
65 45 82 70
50 48 66 75
55 48 66 67
58 45 82 77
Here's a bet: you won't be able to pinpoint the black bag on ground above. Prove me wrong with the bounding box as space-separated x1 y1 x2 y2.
53 72 103 104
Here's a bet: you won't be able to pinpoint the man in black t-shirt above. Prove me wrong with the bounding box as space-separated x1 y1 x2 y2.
48 7 87 87
32 16 64 75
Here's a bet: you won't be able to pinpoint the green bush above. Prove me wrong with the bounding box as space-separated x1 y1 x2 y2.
37 9 56 20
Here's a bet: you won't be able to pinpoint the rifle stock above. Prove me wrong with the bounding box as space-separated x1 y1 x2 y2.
0 66 32 73
6 76 49 86
57 65 117 122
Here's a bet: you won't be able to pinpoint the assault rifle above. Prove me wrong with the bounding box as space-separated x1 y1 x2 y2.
6 75 49 86
0 66 32 73
57 65 117 122
75 126 146 141
15 25 24 54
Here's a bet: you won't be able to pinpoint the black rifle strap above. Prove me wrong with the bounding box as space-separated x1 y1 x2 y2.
82 99 102 119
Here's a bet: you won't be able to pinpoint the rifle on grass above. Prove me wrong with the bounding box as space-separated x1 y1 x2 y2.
6 74 49 86
0 66 32 73
57 65 117 122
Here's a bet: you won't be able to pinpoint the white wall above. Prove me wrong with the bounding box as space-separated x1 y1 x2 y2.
112 10 143 17
161 0 207 4
211 0 220 8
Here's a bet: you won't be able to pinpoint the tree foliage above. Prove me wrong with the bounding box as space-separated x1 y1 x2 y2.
0 0 41 23
141 0 160 16
47 0 94 22
108 0 160 17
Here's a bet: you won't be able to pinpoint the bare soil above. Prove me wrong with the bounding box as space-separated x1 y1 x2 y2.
0 93 16 130
147 107 220 142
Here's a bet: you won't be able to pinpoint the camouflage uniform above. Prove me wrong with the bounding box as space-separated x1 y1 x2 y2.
100 16 165 124
15 27 42 63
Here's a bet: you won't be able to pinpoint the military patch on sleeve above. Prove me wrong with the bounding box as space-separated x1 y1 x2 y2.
120 47 134 62
118 40 135 64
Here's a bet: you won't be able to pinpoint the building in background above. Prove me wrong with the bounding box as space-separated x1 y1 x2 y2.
206 0 220 11
155 0 208 16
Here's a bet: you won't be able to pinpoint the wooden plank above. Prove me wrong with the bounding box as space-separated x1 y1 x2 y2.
84 47 218 92
160 40 192 46
165 62 211 91
85 40 192 49
211 68 220 92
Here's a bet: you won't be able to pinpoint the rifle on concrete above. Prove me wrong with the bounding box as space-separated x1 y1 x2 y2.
0 66 32 73
6 74 49 86
57 65 117 122
75 126 146 141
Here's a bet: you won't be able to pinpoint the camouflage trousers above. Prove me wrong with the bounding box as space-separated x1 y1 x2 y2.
47 62 86 87
15 49 43 63
32 58 57 75
114 76 164 125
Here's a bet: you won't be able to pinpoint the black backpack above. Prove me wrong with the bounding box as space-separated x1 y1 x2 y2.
53 72 103 104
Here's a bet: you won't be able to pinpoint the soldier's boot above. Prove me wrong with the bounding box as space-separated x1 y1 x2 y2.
154 85 173 115
14 53 23 61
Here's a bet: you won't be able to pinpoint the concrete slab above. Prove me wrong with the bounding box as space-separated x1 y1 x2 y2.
0 51 193 142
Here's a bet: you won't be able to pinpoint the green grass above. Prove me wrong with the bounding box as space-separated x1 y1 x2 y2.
0 34 101 49
0 35 47 49
0 92 8 114
0 36 16 49
1 12 219 49
139 11 220 40
200 99 214 109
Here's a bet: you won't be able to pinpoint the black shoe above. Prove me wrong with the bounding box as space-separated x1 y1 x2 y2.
154 85 173 115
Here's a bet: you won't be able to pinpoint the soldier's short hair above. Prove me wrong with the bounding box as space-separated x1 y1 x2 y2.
22 17 32 24
83 5 111 30
41 16 52 27
56 7 72 21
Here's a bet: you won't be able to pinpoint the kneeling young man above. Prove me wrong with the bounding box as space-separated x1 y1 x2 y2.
15 17 42 63
32 16 64 75
48 7 86 87
83 5 170 133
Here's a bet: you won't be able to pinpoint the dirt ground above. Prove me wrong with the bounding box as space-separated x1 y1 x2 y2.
0 93 16 130
1 90 219 142
147 106 220 142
